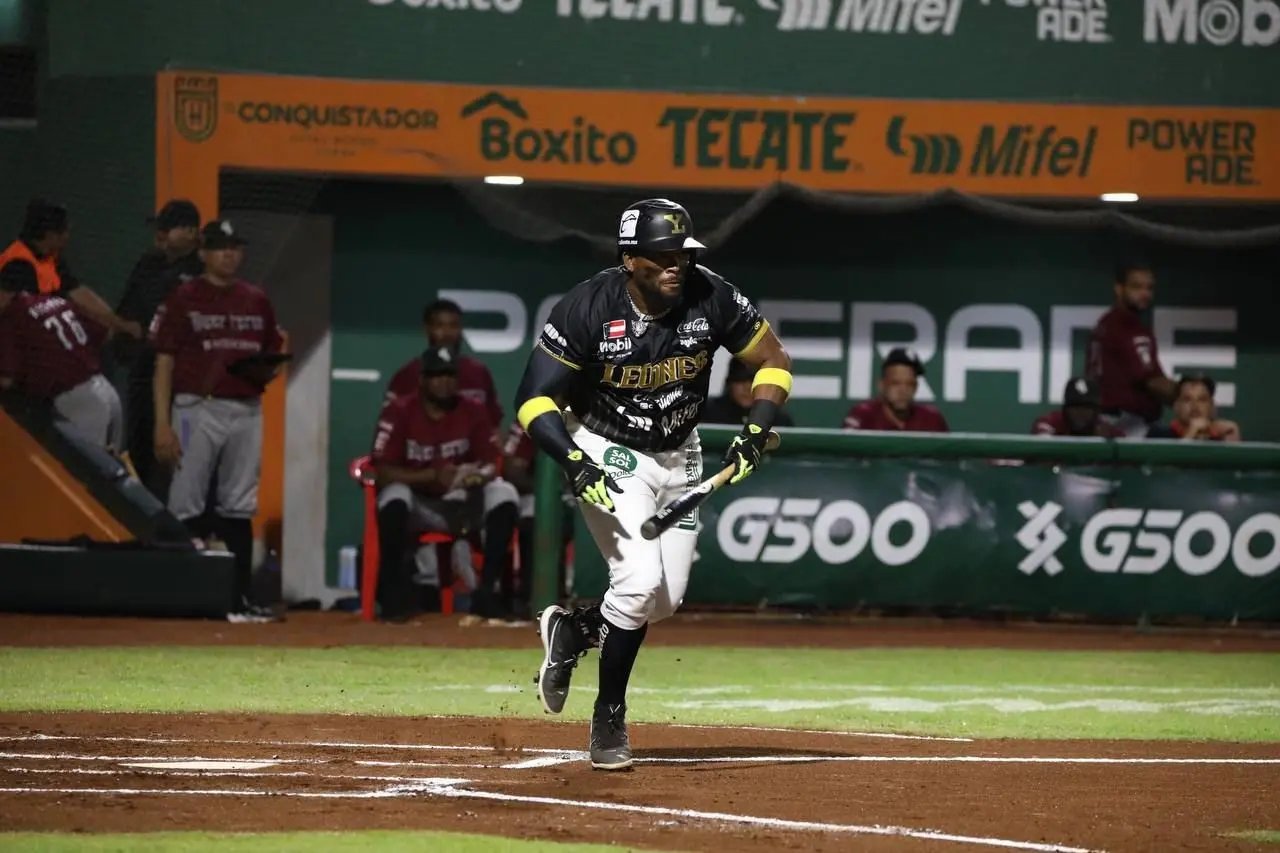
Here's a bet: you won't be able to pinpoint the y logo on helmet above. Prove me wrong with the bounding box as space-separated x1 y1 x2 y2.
663 213 686 234
461 91 637 166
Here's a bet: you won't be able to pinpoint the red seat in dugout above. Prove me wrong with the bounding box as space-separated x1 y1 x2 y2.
349 455 519 621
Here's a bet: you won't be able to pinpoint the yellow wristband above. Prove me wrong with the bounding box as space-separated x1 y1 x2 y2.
751 367 793 395
517 396 560 429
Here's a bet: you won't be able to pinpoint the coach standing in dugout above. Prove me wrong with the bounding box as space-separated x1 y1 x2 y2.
115 200 204 495
150 220 288 623
1085 261 1177 437
0 199 141 341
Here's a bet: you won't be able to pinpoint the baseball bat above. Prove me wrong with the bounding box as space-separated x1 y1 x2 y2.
640 430 781 541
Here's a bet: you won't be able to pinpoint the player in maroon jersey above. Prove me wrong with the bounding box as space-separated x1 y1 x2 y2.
0 291 122 451
1031 377 1123 438
1147 373 1241 442
843 347 949 432
381 299 502 435
1085 260 1178 437
371 346 519 622
150 220 289 623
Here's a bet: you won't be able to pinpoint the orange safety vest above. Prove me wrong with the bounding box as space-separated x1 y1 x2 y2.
0 240 62 294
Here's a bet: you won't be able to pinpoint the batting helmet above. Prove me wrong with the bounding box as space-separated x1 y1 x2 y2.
616 198 706 257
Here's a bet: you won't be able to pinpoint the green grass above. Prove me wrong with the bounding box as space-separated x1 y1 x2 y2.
1226 830 1280 844
1 646 1277 741
0 831 671 852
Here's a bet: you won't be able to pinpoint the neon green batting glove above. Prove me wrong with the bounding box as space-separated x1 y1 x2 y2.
563 449 624 512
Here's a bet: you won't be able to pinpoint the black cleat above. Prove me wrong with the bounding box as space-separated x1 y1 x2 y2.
535 606 585 714
589 702 633 771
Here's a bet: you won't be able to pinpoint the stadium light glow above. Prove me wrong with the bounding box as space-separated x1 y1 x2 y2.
1100 192 1139 203
483 175 525 186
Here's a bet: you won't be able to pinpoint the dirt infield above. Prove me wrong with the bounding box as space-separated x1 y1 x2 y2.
0 613 1276 850
1 610 1277 651
0 712 1277 852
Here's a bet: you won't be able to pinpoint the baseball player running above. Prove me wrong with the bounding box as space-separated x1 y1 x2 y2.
150 220 288 623
512 198 793 770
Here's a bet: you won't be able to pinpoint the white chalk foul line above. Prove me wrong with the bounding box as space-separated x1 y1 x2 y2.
0 734 575 755
411 779 1101 853
0 752 493 770
662 722 973 742
0 772 1103 853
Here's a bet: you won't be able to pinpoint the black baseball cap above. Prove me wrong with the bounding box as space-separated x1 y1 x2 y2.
1063 377 1100 407
21 198 69 239
420 346 459 376
201 220 248 249
149 199 200 231
883 347 925 377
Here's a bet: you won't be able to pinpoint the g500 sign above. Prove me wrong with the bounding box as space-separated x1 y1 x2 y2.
439 289 1240 407
1018 503 1280 578
716 497 931 565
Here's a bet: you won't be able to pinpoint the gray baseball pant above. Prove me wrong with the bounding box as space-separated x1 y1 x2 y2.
54 374 124 453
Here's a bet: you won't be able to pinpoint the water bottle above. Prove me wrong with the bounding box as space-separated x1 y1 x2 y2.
338 545 359 590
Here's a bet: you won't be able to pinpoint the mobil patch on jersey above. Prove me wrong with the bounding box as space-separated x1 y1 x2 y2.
603 319 627 340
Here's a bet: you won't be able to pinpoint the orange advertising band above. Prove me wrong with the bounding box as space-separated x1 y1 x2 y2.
158 71 1278 204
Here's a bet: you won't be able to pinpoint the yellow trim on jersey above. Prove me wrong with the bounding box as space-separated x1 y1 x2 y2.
535 340 581 371
734 320 771 358
752 367 793 395
517 396 561 430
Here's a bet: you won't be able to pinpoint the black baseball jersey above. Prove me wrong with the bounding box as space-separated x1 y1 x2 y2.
536 265 767 452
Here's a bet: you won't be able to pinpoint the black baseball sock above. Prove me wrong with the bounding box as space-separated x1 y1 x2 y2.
596 618 648 708
216 517 254 606
376 500 412 617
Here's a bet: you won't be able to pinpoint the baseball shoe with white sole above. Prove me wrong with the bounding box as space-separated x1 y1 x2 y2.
589 702 632 771
535 605 586 714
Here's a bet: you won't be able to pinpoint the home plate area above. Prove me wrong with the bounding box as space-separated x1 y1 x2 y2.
0 713 1276 852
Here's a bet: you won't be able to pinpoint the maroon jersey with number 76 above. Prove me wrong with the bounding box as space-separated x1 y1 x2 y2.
0 292 102 397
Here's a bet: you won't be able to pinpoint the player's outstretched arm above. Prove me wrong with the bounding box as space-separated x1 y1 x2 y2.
514 347 621 512
722 327 792 485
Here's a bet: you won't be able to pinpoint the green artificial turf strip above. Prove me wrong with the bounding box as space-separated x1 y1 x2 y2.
1224 830 1280 844
0 646 1276 741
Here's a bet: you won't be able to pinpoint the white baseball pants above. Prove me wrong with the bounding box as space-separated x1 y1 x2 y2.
567 416 702 631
